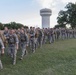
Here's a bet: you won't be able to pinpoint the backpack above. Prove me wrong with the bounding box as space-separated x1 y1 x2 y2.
8 34 16 44
20 33 27 42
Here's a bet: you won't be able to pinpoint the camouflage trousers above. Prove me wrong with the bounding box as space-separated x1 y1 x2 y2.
20 42 27 58
34 38 38 50
50 35 54 43
29 38 35 53
8 45 17 65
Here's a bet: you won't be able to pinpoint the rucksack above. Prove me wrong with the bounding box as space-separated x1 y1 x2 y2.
8 34 16 44
20 33 27 42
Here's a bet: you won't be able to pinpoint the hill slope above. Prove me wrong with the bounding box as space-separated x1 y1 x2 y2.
0 39 76 75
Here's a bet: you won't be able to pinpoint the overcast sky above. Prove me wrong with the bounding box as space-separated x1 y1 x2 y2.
0 0 76 28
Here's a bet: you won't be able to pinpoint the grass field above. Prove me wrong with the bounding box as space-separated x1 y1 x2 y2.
0 39 76 75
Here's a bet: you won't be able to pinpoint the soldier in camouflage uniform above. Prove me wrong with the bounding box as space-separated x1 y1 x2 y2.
29 27 35 53
61 28 66 40
3 27 9 36
16 28 21 49
19 29 28 60
66 29 69 39
6 29 19 65
43 28 47 44
50 28 54 43
0 37 5 70
37 28 43 48
34 29 38 50
56 28 60 40
3 27 9 47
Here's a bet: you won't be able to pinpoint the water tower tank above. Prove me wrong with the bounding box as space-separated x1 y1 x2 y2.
40 8 52 28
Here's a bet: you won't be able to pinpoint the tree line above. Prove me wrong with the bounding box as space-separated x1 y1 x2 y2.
0 22 28 30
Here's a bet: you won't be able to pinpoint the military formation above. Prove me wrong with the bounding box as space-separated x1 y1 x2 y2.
0 26 76 70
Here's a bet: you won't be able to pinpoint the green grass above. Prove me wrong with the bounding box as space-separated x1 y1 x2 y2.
1 39 76 75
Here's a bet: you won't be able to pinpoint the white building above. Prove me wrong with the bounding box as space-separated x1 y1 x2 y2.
40 8 52 28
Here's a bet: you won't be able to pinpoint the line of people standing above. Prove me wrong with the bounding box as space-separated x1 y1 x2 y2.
0 27 76 70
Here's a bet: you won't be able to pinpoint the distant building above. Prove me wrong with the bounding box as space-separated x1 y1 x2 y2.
40 8 52 28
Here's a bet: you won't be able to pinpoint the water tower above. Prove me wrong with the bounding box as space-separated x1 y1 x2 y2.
40 8 52 28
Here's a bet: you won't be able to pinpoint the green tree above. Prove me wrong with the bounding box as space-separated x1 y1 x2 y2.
57 2 76 29
65 2 76 28
54 24 65 28
4 22 28 29
57 10 68 27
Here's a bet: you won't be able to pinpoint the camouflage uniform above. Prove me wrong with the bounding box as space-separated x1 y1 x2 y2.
19 30 28 59
38 29 43 48
34 30 38 50
0 37 4 70
56 28 60 40
3 30 9 54
61 28 66 40
7 31 19 65
50 29 54 43
43 29 47 44
29 29 35 53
